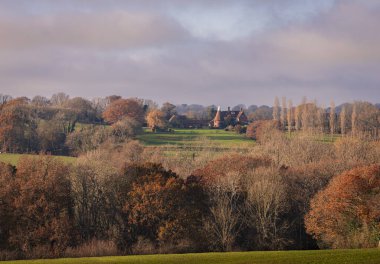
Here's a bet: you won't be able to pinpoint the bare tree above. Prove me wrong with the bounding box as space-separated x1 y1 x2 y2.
273 97 280 122
205 172 243 251
51 92 70 107
294 105 300 131
329 100 336 136
0 94 12 106
287 100 293 135
301 99 310 131
340 105 346 136
352 102 357 137
245 168 288 250
317 105 325 133
280 97 287 129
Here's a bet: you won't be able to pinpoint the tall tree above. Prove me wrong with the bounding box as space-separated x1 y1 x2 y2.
280 97 287 129
316 105 325 133
340 105 346 136
273 97 280 122
329 100 336 136
294 105 300 131
287 99 293 134
351 102 357 136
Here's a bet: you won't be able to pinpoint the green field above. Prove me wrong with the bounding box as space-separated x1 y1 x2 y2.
3 249 380 264
137 128 254 149
0 153 76 166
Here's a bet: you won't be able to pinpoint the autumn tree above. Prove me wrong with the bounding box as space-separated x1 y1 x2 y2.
273 97 280 122
0 98 38 152
9 156 75 257
0 162 16 250
122 163 206 252
294 105 300 131
111 117 142 141
246 120 281 143
329 100 336 136
103 98 145 124
287 100 293 134
352 102 357 136
340 105 347 135
316 105 325 133
146 110 167 131
306 165 380 248
280 96 287 129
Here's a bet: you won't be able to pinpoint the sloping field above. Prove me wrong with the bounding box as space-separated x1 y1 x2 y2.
2 249 380 264
0 153 76 166
137 128 254 149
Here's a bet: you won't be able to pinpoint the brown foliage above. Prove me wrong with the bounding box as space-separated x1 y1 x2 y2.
9 156 74 257
0 98 37 152
0 162 16 249
102 98 145 124
246 120 281 142
123 163 207 252
305 165 380 248
193 154 272 183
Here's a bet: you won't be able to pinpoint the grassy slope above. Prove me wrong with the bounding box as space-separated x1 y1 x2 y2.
3 249 380 264
0 153 76 166
137 128 254 148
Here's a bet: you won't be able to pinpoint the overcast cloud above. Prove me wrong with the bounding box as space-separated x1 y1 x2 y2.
0 0 379 106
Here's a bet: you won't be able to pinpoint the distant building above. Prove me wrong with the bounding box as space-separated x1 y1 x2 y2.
210 106 248 128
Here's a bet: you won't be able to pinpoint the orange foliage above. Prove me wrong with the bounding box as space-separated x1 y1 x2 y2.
9 156 74 257
123 163 206 249
305 165 380 248
102 98 145 124
246 120 280 142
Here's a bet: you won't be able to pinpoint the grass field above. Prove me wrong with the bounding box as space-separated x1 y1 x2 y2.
3 249 380 264
0 153 76 166
137 128 254 149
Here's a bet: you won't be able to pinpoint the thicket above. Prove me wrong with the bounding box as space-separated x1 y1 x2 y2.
1 129 380 260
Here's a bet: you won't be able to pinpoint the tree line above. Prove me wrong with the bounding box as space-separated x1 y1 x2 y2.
1 128 380 260
247 96 380 141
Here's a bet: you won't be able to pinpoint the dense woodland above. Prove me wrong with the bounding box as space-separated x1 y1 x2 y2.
1 93 380 260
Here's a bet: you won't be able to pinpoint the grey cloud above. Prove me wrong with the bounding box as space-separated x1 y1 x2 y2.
0 11 188 50
0 0 379 106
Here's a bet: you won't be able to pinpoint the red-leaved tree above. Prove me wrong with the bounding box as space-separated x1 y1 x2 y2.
305 165 380 248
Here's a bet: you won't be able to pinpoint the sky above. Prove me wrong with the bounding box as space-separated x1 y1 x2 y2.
0 0 379 107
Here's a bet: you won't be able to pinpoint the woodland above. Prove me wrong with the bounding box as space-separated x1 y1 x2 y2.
0 93 380 260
